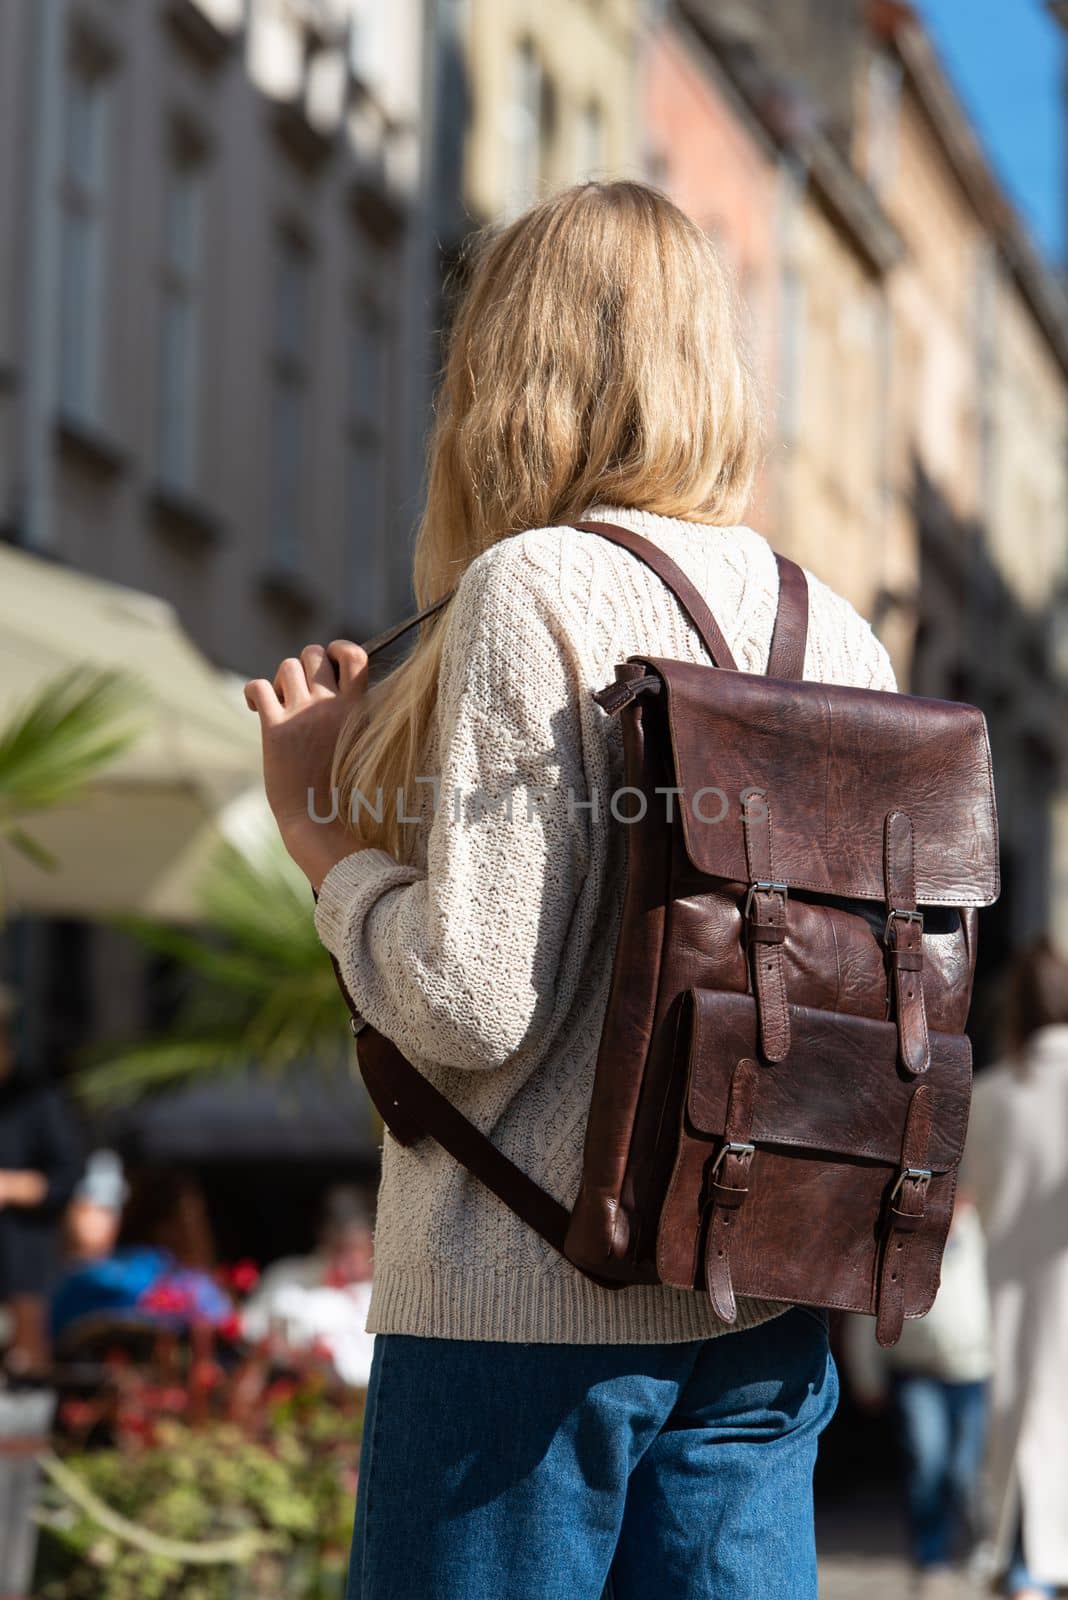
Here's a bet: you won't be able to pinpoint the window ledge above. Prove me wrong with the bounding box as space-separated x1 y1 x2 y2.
148 482 224 549
163 0 238 71
55 412 126 480
348 175 406 246
259 565 319 618
272 100 335 174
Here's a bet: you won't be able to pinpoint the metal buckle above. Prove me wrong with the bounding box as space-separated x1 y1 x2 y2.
709 1141 756 1179
349 1014 368 1038
744 881 789 919
884 907 924 944
889 1166 932 1201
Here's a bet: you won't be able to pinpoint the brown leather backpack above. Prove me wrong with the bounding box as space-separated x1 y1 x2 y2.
330 519 1000 1347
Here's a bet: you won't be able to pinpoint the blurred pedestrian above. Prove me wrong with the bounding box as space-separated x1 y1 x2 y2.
52 1164 231 1343
241 1184 376 1385
961 936 1068 1598
0 982 83 1374
63 1148 127 1264
843 1194 992 1597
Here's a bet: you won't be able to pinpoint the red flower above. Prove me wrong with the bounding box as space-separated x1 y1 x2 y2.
264 1378 298 1406
217 1312 244 1343
140 1282 191 1315
226 1260 261 1294
59 1398 99 1431
191 1359 225 1390
138 1385 188 1414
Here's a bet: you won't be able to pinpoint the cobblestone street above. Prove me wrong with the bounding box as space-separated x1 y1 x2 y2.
820 1552 922 1600
817 1495 983 1600
818 1493 912 1599
820 1553 980 1599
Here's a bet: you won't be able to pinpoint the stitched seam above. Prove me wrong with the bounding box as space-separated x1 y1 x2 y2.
828 910 843 1013
682 1129 965 1170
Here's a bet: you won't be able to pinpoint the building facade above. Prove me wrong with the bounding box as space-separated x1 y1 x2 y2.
458 0 643 228
851 7 1068 970
0 0 431 1082
0 0 430 682
645 0 1068 989
648 2 902 627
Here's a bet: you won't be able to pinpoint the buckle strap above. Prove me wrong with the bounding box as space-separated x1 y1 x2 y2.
702 1059 758 1323
743 797 791 1062
876 1083 934 1346
883 812 930 1075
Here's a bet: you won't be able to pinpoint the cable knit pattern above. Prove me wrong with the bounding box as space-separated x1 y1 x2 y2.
314 505 898 1343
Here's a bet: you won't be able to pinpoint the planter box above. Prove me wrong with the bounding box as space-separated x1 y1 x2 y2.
0 1388 56 1599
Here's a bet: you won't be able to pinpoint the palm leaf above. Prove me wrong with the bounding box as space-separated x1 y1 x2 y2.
78 835 352 1108
0 668 145 821
3 826 58 870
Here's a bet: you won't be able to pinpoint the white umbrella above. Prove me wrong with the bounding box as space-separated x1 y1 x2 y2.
0 544 270 922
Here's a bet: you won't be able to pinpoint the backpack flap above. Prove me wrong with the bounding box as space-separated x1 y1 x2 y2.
636 656 1000 908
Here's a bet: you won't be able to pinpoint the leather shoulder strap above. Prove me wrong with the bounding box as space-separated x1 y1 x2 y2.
315 932 618 1286
571 519 739 671
359 521 789 677
357 1023 579 1262
361 591 453 661
767 553 808 681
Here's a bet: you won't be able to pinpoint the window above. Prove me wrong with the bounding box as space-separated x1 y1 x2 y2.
58 54 111 423
506 38 543 217
269 232 312 570
865 53 902 196
575 98 604 181
157 139 206 494
345 298 386 623
778 260 806 448
347 0 388 94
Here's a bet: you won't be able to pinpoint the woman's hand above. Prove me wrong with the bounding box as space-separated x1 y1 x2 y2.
244 641 369 890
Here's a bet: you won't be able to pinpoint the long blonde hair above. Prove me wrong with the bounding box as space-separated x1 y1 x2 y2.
334 180 763 857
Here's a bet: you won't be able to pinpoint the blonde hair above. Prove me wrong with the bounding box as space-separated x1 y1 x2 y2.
335 180 763 857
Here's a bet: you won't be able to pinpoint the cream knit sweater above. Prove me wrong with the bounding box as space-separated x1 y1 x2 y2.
313 504 898 1344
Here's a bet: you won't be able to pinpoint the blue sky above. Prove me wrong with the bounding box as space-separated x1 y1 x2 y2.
916 0 1064 264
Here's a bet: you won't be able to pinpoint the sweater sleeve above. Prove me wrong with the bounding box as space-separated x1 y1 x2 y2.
863 630 898 693
313 549 591 1072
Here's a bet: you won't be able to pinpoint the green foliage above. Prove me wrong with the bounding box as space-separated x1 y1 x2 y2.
0 668 143 898
77 838 349 1108
34 1402 363 1600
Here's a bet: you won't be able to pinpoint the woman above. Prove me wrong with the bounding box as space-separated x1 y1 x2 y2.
245 182 897 1600
961 938 1068 1599
0 982 83 1373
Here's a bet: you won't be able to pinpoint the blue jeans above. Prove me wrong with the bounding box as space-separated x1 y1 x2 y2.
346 1304 838 1600
891 1374 988 1569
